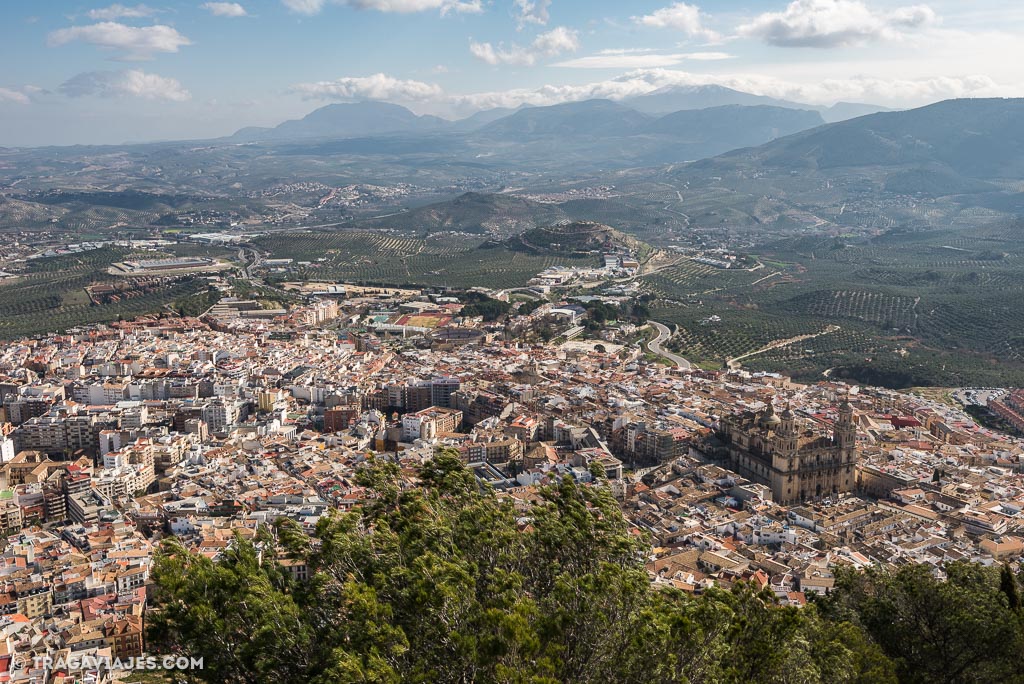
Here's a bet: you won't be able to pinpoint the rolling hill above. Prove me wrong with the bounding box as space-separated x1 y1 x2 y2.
508 220 647 255
361 192 569 237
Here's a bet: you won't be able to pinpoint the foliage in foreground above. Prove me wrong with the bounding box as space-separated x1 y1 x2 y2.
148 451 1024 683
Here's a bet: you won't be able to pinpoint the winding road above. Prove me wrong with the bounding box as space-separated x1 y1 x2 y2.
647 321 692 369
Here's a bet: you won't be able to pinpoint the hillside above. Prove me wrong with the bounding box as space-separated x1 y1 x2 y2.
450 106 528 131
510 220 647 255
822 101 894 122
741 98 1024 178
626 85 890 122
467 100 827 167
647 105 825 148
626 84 809 114
361 192 568 237
479 99 652 138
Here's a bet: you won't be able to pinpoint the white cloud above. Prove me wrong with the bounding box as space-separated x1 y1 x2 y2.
683 51 733 60
48 22 192 60
438 0 482 14
282 0 325 12
0 88 31 105
290 73 444 101
514 0 551 28
445 68 1007 113
633 3 719 40
281 0 481 14
283 66 1012 120
597 48 659 55
86 4 156 20
470 26 580 65
739 0 937 48
59 69 191 101
552 51 733 69
532 26 578 53
201 2 249 17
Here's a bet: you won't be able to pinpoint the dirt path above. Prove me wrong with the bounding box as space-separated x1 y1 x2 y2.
727 325 841 369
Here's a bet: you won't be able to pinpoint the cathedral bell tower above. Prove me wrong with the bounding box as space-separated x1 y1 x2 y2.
772 405 799 472
834 399 857 463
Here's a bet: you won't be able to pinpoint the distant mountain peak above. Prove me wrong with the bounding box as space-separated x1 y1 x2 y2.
626 84 892 123
228 100 447 142
479 99 652 138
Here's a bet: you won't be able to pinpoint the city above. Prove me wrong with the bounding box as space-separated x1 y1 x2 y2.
5 0 1024 680
0 282 1020 678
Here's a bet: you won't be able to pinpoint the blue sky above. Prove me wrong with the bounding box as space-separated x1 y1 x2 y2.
2 0 1023 145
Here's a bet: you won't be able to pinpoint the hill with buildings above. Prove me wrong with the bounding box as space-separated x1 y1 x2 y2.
509 220 646 255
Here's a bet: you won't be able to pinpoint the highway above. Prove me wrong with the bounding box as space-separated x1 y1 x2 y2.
647 321 692 369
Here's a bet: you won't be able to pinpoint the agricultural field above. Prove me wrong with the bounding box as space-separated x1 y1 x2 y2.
646 218 1024 387
253 231 598 289
0 247 213 339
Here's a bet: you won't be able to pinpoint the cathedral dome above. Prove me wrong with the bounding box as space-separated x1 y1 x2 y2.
759 403 781 428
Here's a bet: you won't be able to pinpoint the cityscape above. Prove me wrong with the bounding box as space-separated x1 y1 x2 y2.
3 0 1024 681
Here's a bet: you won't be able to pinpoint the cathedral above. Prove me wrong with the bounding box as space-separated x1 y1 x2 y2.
716 400 858 505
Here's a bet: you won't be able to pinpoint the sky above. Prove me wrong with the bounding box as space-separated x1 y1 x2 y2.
2 0 1024 146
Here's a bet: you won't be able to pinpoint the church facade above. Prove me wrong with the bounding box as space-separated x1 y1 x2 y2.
716 401 858 505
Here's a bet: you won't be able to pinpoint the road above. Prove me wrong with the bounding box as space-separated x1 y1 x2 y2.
647 321 692 369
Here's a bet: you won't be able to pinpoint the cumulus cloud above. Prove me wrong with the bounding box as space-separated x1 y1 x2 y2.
283 66 1009 119
739 0 937 48
59 69 191 101
48 22 192 60
201 2 249 17
86 4 156 20
0 88 31 105
514 0 551 28
446 68 1005 112
282 0 325 12
633 3 719 40
470 26 579 66
290 73 444 101
281 0 481 14
553 50 733 69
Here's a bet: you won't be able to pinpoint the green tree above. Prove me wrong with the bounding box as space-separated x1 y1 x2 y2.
150 450 896 684
821 563 1024 684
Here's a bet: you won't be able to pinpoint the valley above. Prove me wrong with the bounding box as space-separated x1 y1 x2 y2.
4 94 1024 388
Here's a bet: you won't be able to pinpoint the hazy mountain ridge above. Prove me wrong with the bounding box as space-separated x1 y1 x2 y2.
227 101 449 142
647 105 825 145
703 98 1024 180
478 99 653 138
228 87 872 145
625 84 891 122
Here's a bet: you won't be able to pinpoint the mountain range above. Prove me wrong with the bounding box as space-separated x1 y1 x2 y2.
227 84 886 144
692 98 1024 180
623 84 890 122
387 97 1024 237
230 101 449 142
224 94 831 168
